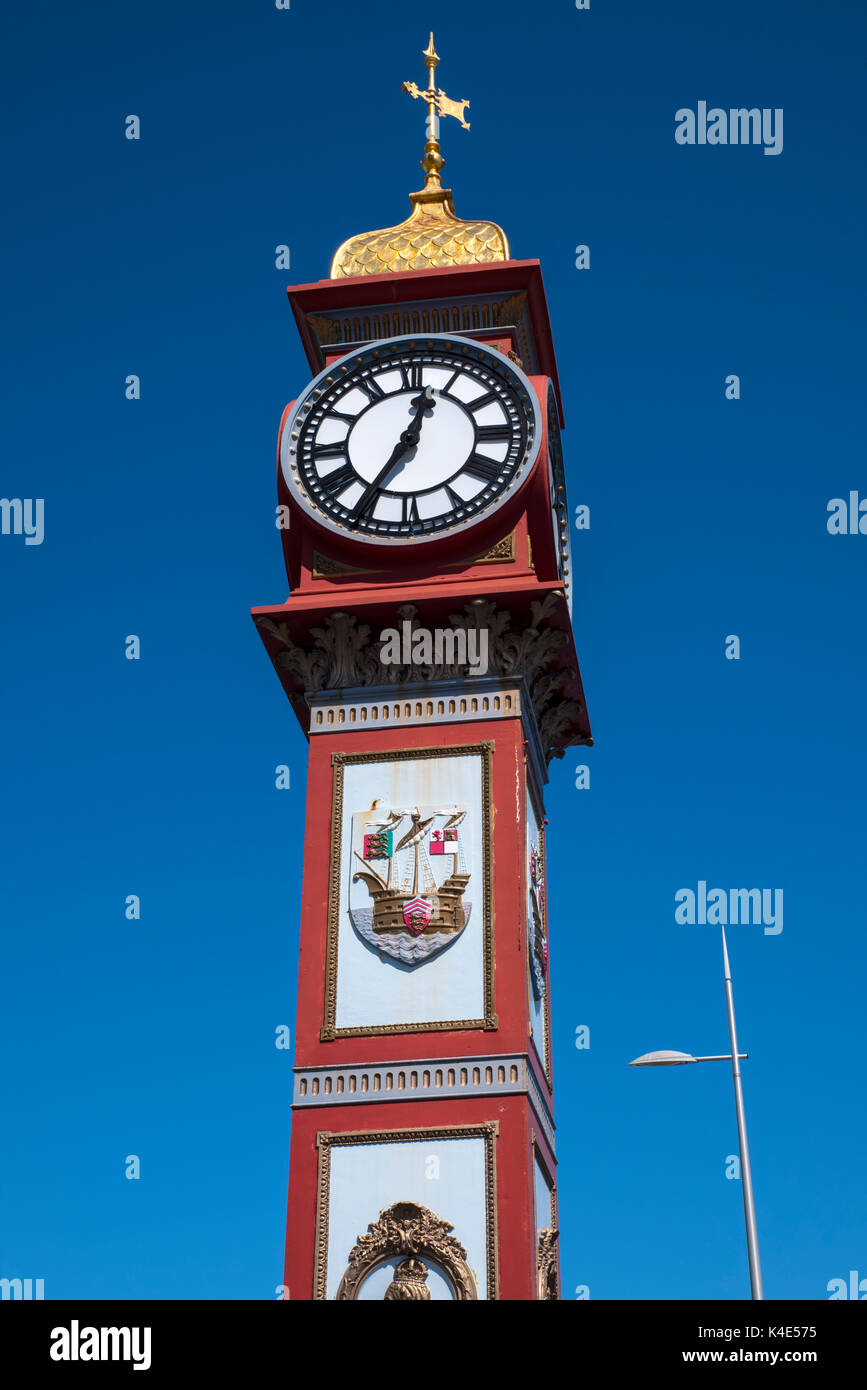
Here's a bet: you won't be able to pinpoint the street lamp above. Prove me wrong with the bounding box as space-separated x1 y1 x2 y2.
630 1051 748 1066
629 926 764 1301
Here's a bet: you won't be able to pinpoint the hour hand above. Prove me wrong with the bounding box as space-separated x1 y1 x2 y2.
402 386 436 444
350 389 436 522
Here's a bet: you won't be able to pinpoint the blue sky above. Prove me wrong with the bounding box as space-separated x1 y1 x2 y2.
2 0 865 1300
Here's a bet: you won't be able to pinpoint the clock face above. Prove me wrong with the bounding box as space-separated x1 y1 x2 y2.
546 386 573 617
280 334 541 544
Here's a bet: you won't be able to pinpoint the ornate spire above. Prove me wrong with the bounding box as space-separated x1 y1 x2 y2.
329 33 508 279
401 32 471 194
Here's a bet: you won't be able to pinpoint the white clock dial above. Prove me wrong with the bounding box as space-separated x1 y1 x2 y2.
280 334 542 544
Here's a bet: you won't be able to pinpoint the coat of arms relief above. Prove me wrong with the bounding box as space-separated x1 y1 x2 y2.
349 798 472 965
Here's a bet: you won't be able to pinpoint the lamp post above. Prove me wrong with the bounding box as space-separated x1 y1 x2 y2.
630 925 764 1300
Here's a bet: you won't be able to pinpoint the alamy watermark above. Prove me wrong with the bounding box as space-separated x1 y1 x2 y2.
1 1277 44 1300
50 1323 152 1371
827 492 867 534
379 620 488 676
1 498 44 546
675 103 783 157
827 1270 867 1300
675 881 783 935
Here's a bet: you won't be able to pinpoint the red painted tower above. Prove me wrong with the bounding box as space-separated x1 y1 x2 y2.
254 36 590 1301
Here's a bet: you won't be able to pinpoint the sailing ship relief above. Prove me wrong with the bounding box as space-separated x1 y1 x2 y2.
349 799 472 964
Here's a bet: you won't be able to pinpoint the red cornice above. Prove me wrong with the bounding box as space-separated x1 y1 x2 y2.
285 260 565 426
251 577 591 747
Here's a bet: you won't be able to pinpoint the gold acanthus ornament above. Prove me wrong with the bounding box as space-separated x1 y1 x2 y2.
330 33 508 278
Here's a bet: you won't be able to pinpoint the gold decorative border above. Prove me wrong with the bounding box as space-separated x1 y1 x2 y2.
531 1132 560 1300
531 1132 557 1226
525 761 553 1085
312 533 514 578
472 531 515 564
321 742 497 1040
311 550 372 578
315 1122 499 1301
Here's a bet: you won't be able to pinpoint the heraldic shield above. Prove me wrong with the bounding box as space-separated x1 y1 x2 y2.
349 800 472 965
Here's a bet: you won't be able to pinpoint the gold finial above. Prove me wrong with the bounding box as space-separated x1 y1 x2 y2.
401 32 470 193
329 32 508 278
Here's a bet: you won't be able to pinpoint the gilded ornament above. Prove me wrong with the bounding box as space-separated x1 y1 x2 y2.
334 1200 479 1301
330 34 508 278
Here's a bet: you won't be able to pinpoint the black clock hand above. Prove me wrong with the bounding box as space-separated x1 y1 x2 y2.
399 386 436 448
350 388 436 522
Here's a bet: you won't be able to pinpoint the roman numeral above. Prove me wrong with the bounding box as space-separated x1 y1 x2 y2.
355 373 386 403
462 454 502 484
445 486 465 511
467 391 500 412
399 361 424 391
318 463 357 497
352 486 383 522
440 369 462 397
475 424 512 444
312 440 349 460
402 495 421 525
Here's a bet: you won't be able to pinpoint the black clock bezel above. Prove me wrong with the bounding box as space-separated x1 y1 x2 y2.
280 333 542 546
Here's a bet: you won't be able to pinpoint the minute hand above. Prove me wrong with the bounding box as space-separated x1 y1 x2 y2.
350 388 435 522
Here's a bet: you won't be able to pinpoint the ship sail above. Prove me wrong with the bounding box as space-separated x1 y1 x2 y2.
351 803 471 941
394 811 438 853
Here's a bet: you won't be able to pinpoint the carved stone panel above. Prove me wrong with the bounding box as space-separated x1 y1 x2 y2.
335 1201 478 1301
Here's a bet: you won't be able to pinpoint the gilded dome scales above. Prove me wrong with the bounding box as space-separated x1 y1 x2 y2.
330 33 509 279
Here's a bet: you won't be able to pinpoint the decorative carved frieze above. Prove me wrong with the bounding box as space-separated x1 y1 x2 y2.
306 313 341 346
297 295 536 375
293 1051 557 1155
335 1201 478 1301
256 594 589 763
493 291 528 330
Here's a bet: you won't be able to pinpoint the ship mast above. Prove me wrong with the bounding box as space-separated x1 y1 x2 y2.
412 811 420 897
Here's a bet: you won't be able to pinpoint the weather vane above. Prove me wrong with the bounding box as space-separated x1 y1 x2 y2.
401 33 470 192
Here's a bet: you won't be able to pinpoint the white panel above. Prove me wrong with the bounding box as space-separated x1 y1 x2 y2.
534 1152 553 1243
326 1137 489 1299
335 753 486 1029
526 791 548 1065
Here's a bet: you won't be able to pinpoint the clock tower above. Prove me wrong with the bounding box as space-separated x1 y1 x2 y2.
254 35 591 1301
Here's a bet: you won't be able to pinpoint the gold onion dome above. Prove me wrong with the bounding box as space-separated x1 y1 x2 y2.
330 34 509 279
